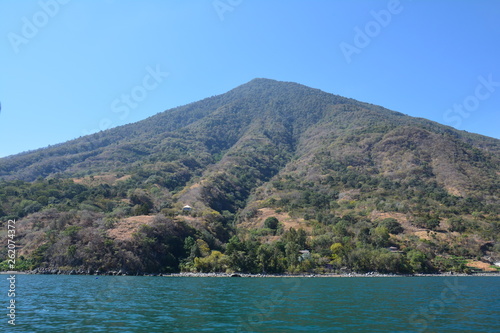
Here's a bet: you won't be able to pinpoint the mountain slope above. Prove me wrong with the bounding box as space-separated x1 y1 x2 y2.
2 78 498 182
1 78 499 274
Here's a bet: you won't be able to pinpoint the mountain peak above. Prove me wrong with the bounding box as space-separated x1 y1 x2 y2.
0 79 498 182
1 79 499 275
226 77 320 95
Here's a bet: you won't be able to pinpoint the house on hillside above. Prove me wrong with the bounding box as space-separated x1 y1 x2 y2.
299 250 311 262
388 246 402 253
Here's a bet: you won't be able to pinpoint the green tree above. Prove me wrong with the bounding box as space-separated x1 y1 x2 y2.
448 217 467 232
257 243 285 273
379 218 404 234
196 239 211 257
330 242 344 268
264 216 280 233
285 242 301 271
414 216 440 231
194 250 230 272
371 226 390 248
406 249 429 273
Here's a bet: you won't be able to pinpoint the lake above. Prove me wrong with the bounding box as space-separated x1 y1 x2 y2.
2 275 499 332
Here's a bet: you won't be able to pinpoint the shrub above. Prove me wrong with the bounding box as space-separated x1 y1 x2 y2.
264 216 279 230
379 218 404 234
448 217 466 232
413 216 440 231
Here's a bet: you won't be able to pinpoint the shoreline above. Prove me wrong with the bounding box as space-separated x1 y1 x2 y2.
1 270 499 278
161 272 500 278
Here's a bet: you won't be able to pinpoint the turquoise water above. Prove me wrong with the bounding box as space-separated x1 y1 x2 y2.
1 275 499 332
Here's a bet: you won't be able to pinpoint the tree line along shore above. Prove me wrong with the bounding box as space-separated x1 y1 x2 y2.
2 269 498 278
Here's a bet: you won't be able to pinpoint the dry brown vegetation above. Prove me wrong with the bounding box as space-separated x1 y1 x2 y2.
240 208 312 233
107 215 155 241
0 79 498 274
466 260 497 272
73 174 131 186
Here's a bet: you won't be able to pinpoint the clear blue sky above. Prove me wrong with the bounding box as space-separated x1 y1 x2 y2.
1 0 499 158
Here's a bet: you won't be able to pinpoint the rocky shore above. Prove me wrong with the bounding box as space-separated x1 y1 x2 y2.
1 268 498 278
161 272 500 278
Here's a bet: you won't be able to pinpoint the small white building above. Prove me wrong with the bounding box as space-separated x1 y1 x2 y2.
182 205 192 212
299 250 311 262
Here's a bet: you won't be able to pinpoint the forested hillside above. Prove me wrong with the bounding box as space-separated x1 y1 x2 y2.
1 79 499 274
